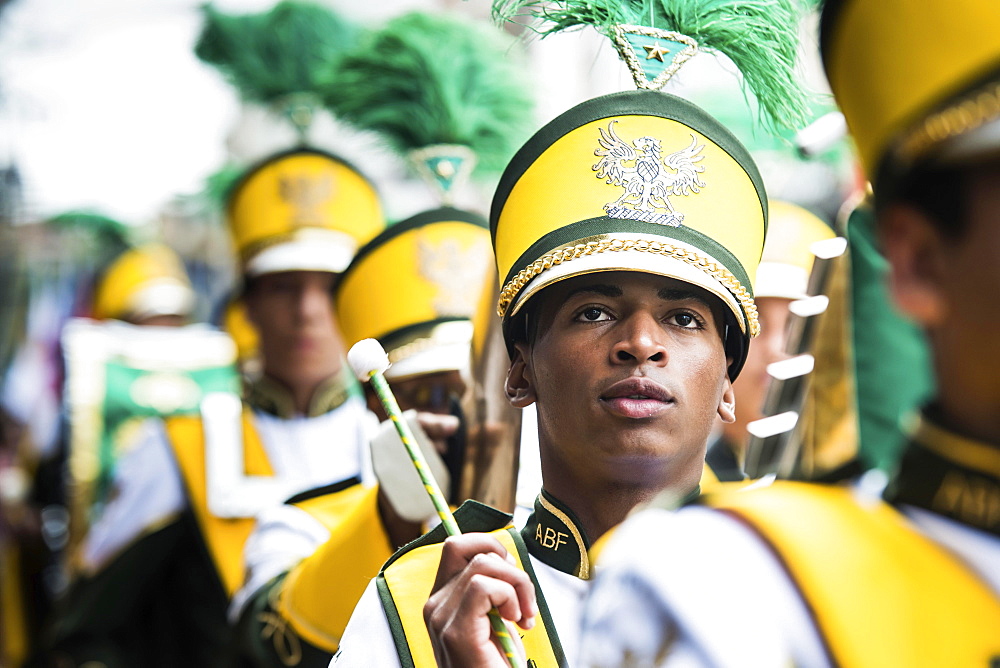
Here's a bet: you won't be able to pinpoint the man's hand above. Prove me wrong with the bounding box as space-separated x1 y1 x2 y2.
414 412 460 456
424 534 537 668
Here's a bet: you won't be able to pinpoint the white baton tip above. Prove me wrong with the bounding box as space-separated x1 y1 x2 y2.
347 338 391 380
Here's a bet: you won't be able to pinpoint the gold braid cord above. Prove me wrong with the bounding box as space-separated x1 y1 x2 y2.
387 336 439 365
897 80 1000 163
497 238 759 337
386 328 469 365
257 585 303 666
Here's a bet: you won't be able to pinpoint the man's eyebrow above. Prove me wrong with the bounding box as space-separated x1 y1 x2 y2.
658 287 715 310
565 283 622 299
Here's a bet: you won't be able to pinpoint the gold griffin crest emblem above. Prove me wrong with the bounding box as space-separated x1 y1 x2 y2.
593 120 706 227
417 234 490 316
278 174 334 226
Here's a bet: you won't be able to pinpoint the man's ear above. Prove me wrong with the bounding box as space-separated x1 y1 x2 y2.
879 203 949 327
717 375 736 424
505 342 537 408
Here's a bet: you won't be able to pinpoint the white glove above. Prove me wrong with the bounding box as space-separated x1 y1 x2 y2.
370 410 451 523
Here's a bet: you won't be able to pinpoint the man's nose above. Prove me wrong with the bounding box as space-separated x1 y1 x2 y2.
298 284 333 320
609 312 668 365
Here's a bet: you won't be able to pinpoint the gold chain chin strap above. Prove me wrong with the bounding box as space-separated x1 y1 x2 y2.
897 80 1000 164
496 237 759 337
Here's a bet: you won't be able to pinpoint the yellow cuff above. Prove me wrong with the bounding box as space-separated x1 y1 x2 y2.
277 485 394 651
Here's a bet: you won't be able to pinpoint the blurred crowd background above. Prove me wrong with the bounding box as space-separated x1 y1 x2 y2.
0 0 854 409
0 1 865 664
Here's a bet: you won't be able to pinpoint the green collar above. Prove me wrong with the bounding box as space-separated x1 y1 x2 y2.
521 490 593 580
706 435 747 482
245 365 361 419
884 412 1000 537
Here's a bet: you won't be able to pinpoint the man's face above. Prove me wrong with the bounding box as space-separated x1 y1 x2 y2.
923 163 1000 405
244 270 345 388
882 161 1000 420
366 370 467 419
507 271 733 490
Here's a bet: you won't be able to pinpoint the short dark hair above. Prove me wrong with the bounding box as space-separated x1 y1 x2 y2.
241 274 259 297
240 271 340 299
502 299 540 357
877 159 969 241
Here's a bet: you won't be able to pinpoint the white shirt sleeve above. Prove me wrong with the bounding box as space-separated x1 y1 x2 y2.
80 418 186 574
330 578 402 667
228 503 332 622
579 506 830 668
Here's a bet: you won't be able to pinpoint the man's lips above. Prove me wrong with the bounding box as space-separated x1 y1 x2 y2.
291 335 320 351
600 377 675 418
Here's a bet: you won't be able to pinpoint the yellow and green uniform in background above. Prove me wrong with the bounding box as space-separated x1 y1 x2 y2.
232 480 394 666
701 413 1000 665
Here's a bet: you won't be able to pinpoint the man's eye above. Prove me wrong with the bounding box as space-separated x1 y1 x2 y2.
578 307 610 322
269 280 296 292
671 312 700 328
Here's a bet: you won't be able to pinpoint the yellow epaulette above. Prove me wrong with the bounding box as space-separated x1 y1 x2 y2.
377 500 567 668
274 482 394 652
703 481 1000 667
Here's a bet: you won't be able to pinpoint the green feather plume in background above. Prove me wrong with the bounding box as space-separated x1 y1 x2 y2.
202 163 246 209
326 12 535 185
47 211 131 251
494 0 809 133
195 1 359 136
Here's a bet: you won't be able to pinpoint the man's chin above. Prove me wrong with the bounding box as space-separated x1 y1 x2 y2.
275 361 341 385
597 443 702 480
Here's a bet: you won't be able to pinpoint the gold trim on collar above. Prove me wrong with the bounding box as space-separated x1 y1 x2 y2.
307 369 357 417
537 494 591 580
912 414 1000 479
245 375 296 418
245 366 355 419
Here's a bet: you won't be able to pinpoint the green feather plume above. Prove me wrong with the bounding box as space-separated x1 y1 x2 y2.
325 12 535 180
494 0 808 133
47 211 130 249
46 211 132 268
202 163 246 210
195 1 359 134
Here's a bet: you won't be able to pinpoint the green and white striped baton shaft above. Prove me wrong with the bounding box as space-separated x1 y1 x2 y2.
360 363 524 668
367 371 459 534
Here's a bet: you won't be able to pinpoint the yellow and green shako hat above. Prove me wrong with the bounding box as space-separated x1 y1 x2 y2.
335 207 492 381
93 244 195 322
756 201 835 301
491 90 766 379
226 146 385 277
820 0 1000 191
